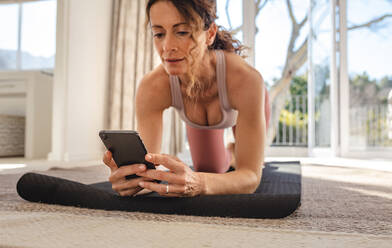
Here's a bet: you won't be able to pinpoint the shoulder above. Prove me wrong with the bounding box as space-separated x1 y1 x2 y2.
136 65 172 111
138 64 171 94
223 51 265 111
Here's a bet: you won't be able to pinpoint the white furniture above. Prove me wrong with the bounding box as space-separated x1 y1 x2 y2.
0 71 53 159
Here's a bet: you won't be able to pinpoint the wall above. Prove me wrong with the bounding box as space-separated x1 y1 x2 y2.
49 0 112 162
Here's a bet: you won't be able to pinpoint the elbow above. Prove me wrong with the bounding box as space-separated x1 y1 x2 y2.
239 169 261 194
248 175 261 194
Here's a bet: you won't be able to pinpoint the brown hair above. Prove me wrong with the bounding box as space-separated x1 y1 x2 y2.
146 0 246 100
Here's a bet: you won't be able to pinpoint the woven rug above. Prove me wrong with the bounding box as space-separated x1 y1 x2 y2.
1 163 391 247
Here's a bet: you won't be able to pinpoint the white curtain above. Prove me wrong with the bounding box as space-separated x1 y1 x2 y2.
107 0 184 155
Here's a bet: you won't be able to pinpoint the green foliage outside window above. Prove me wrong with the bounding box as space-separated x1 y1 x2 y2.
273 72 392 147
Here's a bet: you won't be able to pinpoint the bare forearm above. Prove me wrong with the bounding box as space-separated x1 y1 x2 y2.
198 169 261 195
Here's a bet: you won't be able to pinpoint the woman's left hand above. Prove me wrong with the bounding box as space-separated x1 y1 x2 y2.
136 153 204 197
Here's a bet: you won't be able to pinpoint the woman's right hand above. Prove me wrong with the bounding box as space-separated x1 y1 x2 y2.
102 151 154 196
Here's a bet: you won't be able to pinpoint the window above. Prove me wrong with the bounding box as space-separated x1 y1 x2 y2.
0 0 57 71
309 0 332 148
347 0 392 149
0 4 18 70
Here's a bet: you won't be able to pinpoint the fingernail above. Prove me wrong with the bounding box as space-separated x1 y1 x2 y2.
138 182 144 187
146 154 152 160
139 165 145 170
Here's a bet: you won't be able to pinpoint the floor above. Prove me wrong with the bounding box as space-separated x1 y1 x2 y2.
1 158 391 247
0 156 102 174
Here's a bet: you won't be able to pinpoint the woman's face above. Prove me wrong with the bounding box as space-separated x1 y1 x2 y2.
149 1 209 76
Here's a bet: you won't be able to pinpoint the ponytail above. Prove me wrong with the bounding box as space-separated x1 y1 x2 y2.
209 26 247 57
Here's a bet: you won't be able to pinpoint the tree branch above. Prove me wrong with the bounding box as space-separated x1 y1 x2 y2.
347 13 392 31
254 0 269 34
285 0 300 58
225 0 232 30
227 0 269 35
290 39 308 71
299 15 307 29
256 0 268 15
286 0 297 25
292 38 307 61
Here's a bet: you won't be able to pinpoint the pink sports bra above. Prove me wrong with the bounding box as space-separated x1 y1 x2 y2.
169 50 238 130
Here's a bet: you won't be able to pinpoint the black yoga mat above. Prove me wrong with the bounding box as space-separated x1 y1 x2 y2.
16 161 301 219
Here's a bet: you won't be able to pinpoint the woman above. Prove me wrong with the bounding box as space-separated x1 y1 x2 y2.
103 0 270 197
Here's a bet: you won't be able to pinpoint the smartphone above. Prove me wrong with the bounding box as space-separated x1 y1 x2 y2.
99 130 155 180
